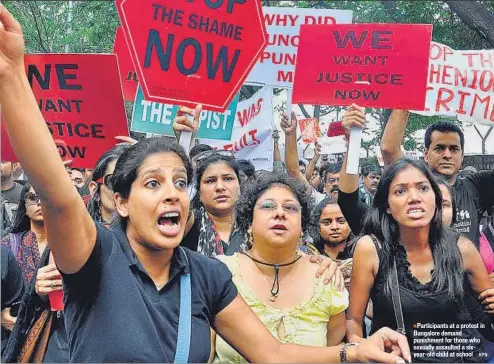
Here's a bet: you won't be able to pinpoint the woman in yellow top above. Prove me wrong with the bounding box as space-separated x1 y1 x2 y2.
212 174 348 363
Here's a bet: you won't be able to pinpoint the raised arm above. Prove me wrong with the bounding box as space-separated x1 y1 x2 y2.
337 104 369 234
339 104 365 194
0 5 95 274
381 110 409 167
280 112 311 189
306 143 320 182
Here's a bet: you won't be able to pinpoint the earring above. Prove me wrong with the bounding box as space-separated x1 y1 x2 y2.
247 227 254 247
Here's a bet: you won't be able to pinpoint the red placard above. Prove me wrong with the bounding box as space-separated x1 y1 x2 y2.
1 54 129 168
293 24 432 110
116 0 267 112
113 26 138 101
327 121 345 137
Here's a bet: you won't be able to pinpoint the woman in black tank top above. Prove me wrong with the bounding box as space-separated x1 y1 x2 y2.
346 158 494 363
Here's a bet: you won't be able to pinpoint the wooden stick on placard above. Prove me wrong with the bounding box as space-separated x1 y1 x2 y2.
345 127 363 175
286 89 293 120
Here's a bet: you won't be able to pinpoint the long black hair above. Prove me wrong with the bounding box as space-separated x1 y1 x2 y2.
191 154 240 211
10 182 34 234
309 197 354 255
86 145 129 223
361 158 464 301
109 138 192 225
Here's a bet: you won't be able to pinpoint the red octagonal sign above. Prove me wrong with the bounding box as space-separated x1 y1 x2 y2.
116 0 267 112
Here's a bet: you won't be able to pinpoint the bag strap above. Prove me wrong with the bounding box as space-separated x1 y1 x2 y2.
174 247 192 364
390 258 407 337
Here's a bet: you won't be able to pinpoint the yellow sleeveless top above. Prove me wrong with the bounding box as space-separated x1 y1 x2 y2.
213 254 349 363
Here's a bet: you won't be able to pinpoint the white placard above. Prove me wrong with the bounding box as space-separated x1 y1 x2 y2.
346 127 362 175
410 42 494 126
247 7 353 87
200 87 275 171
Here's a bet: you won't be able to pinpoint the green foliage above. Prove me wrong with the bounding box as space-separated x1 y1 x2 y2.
4 1 118 53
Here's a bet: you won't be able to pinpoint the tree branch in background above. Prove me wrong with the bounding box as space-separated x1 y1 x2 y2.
444 0 494 47
298 104 311 119
473 125 493 155
27 2 50 52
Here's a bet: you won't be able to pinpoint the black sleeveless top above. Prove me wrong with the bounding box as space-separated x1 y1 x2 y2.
368 237 488 363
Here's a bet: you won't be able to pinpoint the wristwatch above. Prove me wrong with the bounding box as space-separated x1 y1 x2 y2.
340 342 360 363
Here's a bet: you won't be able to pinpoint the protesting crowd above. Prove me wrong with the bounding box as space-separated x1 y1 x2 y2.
1 2 494 364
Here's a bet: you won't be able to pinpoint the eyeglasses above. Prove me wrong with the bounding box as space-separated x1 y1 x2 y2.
194 150 235 163
95 174 113 189
256 200 301 215
25 192 40 206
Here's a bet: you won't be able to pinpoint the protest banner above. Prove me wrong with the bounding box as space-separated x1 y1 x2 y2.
292 24 432 110
1 54 129 168
131 85 238 140
411 42 494 126
319 120 347 154
247 7 352 87
116 0 267 112
298 117 321 144
320 136 347 155
113 26 138 101
200 86 274 171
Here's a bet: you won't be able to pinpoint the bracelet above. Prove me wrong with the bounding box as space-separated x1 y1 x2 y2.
340 342 360 363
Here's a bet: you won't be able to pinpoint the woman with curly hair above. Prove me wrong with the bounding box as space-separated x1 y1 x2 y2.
211 174 349 363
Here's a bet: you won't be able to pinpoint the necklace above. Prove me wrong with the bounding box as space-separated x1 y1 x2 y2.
241 252 302 302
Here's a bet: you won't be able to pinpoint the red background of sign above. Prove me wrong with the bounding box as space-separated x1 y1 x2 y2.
293 24 432 110
116 0 267 112
1 54 129 168
327 121 345 137
113 26 138 101
298 117 321 143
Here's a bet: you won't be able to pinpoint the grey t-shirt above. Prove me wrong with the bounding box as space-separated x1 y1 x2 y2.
2 182 23 204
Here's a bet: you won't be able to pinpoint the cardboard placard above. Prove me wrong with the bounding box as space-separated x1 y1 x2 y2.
246 7 353 87
293 24 432 110
411 42 494 126
113 26 138 101
116 0 267 112
298 117 321 144
131 85 237 140
200 86 274 171
1 54 129 168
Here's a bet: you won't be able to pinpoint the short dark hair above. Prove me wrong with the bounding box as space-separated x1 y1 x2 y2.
235 173 313 245
111 138 192 201
326 163 342 174
362 164 382 177
424 121 464 151
237 159 255 178
298 160 306 167
189 144 213 160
